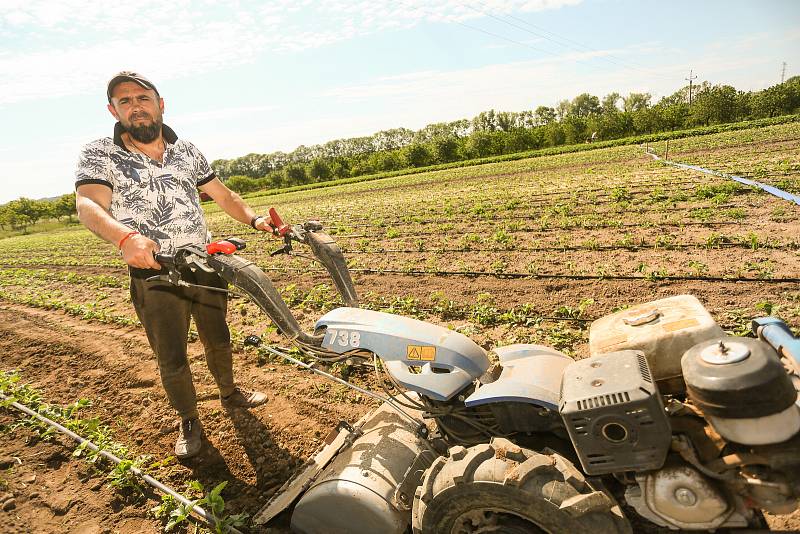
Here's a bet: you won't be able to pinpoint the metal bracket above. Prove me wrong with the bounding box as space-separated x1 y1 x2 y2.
393 448 438 511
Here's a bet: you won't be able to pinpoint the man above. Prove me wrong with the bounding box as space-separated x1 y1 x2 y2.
75 71 272 459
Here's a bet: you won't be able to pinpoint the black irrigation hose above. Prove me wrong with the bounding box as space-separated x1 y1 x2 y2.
326 220 747 240
224 179 728 231
187 219 752 242
254 265 800 283
324 201 742 231
0 393 243 534
339 242 798 255
181 220 747 242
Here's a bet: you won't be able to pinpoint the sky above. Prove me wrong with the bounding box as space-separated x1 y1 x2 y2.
1 0 798 204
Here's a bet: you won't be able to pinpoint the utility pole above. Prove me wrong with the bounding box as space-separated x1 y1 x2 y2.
781 62 787 84
686 69 698 105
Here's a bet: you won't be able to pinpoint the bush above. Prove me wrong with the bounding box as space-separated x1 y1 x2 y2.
403 143 434 167
283 163 308 186
309 159 332 182
225 175 260 194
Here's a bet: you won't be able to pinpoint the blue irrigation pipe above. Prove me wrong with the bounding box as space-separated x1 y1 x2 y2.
645 147 800 206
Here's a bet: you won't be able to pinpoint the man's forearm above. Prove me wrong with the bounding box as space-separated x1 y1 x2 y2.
76 196 133 246
215 190 257 226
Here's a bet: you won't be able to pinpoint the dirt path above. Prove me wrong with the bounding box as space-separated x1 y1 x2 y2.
0 302 377 533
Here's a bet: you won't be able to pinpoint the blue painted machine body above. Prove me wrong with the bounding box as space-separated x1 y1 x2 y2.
315 307 569 408
315 307 490 401
464 344 573 410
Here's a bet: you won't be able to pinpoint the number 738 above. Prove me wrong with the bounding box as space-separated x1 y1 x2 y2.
326 329 361 348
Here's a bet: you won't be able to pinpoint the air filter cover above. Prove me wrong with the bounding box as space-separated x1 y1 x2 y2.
681 336 796 419
560 350 671 475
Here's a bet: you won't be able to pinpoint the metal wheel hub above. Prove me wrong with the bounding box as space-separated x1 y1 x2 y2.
453 509 547 534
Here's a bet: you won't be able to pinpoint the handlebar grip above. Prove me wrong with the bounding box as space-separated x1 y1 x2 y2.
154 252 174 267
268 207 290 236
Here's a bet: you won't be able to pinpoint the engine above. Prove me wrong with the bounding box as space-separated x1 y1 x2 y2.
568 295 800 530
560 350 672 475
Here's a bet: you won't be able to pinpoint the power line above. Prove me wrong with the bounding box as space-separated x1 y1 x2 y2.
686 69 698 105
461 0 672 79
395 1 638 76
461 0 677 82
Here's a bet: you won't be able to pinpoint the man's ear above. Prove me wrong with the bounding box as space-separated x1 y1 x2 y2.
159 97 165 114
107 103 120 120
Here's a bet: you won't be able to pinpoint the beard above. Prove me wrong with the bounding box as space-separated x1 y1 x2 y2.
124 113 163 143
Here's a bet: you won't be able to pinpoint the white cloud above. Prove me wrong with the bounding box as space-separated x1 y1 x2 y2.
320 48 646 104
0 0 583 104
171 105 279 125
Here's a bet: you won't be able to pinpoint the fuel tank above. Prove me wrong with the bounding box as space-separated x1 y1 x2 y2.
589 295 724 393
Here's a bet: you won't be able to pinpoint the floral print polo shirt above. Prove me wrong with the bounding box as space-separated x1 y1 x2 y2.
75 123 215 254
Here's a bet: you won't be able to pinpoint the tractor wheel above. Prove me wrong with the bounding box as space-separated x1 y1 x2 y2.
412 438 631 534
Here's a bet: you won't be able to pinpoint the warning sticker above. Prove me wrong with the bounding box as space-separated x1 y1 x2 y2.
407 345 436 361
662 318 699 332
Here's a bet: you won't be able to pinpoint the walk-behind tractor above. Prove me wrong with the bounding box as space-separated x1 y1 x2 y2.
153 209 800 533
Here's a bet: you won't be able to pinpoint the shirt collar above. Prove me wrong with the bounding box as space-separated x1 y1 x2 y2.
113 122 179 151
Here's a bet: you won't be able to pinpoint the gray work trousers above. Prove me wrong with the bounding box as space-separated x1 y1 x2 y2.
130 269 235 420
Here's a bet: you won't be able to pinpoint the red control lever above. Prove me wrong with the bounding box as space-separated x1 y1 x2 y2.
268 207 291 237
206 240 237 255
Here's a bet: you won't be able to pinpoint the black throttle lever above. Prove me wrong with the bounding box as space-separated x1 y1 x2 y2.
270 239 293 257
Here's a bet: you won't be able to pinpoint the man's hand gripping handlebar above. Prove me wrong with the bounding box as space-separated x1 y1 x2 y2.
266 207 324 258
264 208 358 308
149 238 246 291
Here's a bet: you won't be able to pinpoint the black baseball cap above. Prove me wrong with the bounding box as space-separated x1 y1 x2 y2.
107 71 159 102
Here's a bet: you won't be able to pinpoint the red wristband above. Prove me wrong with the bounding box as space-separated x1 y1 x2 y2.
118 231 139 250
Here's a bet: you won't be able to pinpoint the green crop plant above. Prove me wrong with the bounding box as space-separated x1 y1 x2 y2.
492 229 515 249
690 207 713 221
723 208 747 220
755 301 776 316
742 260 774 280
687 260 709 276
490 259 508 273
610 186 632 203
162 480 248 533
648 187 669 203
705 233 724 249
654 234 675 250
107 457 148 501
553 298 594 320
740 232 761 251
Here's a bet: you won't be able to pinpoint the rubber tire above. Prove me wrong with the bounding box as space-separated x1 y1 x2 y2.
412 438 632 534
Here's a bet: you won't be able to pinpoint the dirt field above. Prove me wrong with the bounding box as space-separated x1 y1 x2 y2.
1 122 799 532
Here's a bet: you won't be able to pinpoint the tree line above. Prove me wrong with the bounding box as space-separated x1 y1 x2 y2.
211 77 800 193
0 193 77 232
